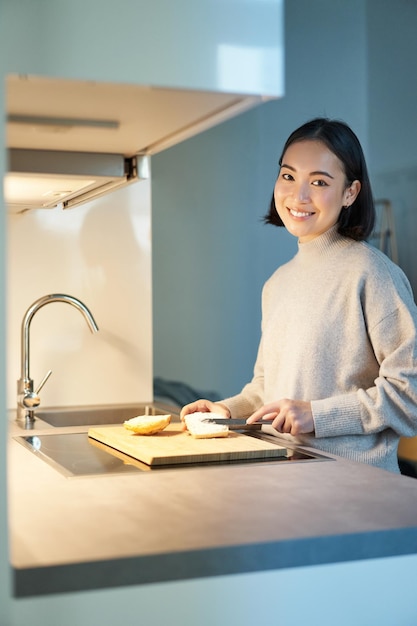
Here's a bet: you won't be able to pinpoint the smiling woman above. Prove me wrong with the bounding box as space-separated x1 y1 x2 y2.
181 117 417 473
265 117 375 241
273 140 361 242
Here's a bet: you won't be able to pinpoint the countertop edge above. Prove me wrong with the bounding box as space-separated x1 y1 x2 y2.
14 526 417 598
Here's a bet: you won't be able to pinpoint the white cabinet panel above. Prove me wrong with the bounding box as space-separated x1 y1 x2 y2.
2 0 284 97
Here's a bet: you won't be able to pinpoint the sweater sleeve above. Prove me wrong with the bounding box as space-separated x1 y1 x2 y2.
221 335 265 419
312 303 417 439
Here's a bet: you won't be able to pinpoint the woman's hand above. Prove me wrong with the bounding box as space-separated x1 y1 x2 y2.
180 399 231 423
246 399 314 436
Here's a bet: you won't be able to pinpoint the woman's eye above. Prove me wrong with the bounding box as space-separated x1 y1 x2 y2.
282 173 294 181
312 179 328 187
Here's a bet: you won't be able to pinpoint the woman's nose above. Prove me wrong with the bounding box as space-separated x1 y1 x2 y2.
295 181 310 202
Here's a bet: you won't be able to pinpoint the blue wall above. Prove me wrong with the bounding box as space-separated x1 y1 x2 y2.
152 0 370 398
367 0 417 293
152 106 296 398
152 0 417 400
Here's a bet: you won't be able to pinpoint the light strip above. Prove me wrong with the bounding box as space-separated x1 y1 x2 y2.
7 115 119 130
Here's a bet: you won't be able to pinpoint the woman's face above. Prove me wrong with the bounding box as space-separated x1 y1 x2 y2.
273 139 360 243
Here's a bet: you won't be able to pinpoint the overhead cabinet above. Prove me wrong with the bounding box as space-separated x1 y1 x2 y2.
3 0 284 212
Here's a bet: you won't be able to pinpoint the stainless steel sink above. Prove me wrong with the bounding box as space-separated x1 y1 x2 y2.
34 402 178 427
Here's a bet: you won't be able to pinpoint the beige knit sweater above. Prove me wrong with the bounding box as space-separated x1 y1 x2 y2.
223 227 417 472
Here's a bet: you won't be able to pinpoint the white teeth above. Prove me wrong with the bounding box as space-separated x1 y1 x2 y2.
290 209 312 217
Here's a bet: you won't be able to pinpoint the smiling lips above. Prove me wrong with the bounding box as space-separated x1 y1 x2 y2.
289 208 315 218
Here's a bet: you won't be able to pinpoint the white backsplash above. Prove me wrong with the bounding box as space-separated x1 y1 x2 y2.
6 180 153 409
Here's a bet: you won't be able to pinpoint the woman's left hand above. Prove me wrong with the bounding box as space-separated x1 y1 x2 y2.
246 399 315 436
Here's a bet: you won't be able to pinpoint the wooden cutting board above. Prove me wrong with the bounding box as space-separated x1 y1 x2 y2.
88 423 286 466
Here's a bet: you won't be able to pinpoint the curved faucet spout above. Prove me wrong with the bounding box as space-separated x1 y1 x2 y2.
17 294 99 424
20 294 99 381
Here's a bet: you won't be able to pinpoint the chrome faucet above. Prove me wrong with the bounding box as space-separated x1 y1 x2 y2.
16 294 99 424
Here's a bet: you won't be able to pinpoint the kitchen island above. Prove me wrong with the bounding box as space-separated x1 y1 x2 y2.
8 411 417 599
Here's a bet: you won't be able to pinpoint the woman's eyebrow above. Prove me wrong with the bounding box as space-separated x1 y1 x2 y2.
311 170 334 179
281 163 334 179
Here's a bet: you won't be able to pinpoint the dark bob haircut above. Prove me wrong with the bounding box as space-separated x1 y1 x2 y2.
264 117 375 241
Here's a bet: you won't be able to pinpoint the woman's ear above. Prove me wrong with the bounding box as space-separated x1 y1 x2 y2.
344 180 361 207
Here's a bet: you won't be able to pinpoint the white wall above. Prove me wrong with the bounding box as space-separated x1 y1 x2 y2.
7 181 153 409
152 0 369 398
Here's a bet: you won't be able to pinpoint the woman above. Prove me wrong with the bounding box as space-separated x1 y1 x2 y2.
180 117 417 473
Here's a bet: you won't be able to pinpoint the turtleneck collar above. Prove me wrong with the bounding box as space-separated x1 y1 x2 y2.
296 225 351 260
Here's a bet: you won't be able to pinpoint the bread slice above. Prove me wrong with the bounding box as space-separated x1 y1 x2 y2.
184 412 229 439
124 414 171 435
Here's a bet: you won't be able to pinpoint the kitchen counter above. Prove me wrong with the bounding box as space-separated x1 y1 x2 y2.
8 411 417 598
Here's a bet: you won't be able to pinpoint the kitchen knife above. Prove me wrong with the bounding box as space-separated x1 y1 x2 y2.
202 418 263 430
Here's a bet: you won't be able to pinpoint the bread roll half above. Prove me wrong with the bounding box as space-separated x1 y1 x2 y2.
184 412 229 439
124 414 171 435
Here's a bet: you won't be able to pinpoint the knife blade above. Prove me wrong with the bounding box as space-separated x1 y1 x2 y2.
202 418 263 430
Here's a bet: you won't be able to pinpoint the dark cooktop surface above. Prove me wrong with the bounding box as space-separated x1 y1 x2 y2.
15 432 330 477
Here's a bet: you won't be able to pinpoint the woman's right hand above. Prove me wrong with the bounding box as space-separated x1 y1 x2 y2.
180 399 231 422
